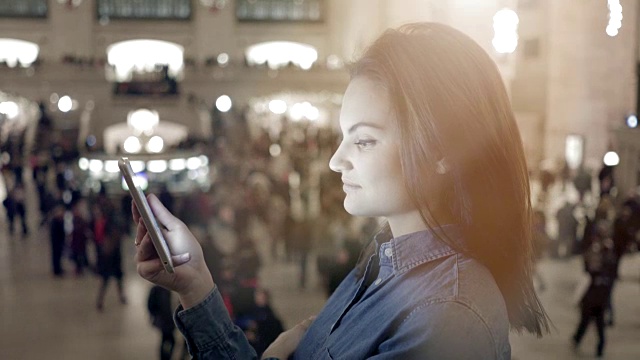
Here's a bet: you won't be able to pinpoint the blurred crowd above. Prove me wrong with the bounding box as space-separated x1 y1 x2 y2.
531 162 640 358
0 103 379 359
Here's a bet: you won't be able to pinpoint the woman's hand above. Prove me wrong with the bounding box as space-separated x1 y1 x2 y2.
262 316 316 360
133 194 214 309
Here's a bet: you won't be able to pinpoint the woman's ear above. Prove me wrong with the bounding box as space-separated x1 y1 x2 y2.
435 158 448 175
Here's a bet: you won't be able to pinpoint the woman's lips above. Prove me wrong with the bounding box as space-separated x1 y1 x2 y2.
342 179 361 191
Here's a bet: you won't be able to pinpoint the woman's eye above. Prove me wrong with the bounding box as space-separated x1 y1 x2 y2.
355 139 377 148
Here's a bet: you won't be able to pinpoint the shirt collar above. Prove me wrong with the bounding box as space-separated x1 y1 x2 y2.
375 224 464 274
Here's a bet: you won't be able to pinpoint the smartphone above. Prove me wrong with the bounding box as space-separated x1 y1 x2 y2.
118 157 175 273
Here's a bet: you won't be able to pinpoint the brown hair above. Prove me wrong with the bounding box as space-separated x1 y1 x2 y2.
351 22 549 336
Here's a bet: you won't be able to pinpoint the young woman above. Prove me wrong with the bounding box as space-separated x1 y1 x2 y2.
133 22 549 359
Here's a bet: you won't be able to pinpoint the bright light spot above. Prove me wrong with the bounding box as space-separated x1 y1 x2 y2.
107 39 184 82
188 170 198 180
89 159 103 173
122 174 148 191
269 144 282 157
492 8 519 54
147 160 168 173
186 156 201 170
128 109 159 134
305 104 319 121
217 53 229 65
609 12 623 22
130 160 145 173
78 157 89 170
146 135 164 153
606 0 623 37
216 95 232 112
245 41 318 70
609 3 622 13
603 151 620 166
289 101 318 121
169 158 186 171
0 101 19 118
627 114 638 128
299 61 313 70
0 39 39 67
290 102 304 121
104 160 120 173
326 54 343 70
123 136 142 153
606 25 619 37
199 155 209 166
269 99 287 114
58 96 72 112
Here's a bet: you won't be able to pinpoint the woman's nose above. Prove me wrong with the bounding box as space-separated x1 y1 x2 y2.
329 143 349 173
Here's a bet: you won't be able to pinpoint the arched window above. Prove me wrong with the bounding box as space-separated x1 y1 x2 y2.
0 39 39 67
106 39 184 82
245 41 318 70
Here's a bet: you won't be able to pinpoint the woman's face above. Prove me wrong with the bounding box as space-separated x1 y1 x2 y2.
329 77 415 219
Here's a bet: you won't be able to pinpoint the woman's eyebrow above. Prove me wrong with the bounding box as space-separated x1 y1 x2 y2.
347 122 384 134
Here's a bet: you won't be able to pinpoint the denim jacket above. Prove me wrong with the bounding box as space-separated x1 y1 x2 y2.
175 225 511 359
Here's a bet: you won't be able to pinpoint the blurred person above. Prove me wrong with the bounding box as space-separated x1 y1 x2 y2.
266 193 288 261
573 165 592 203
597 164 614 197
2 184 17 234
607 202 637 326
4 181 28 235
91 203 107 273
158 184 175 213
120 192 133 235
538 168 555 206
208 203 239 257
49 203 66 277
572 222 618 358
556 200 579 258
95 207 127 311
232 230 262 318
131 23 549 359
242 288 284 357
38 186 60 228
181 187 211 229
197 227 224 286
287 217 313 289
581 198 614 254
70 198 91 275
532 210 549 291
147 285 177 360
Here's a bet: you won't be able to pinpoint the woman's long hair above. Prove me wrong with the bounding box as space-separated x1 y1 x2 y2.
351 22 550 336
